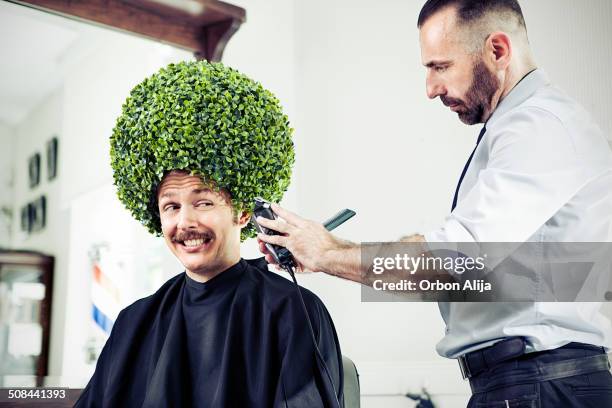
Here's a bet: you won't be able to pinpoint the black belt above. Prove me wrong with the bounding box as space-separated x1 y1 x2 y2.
458 337 526 379
457 338 611 380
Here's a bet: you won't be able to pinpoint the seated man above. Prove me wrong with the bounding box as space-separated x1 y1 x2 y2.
75 61 343 408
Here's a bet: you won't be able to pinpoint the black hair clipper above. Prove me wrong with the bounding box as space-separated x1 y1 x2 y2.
252 197 357 270
252 197 296 268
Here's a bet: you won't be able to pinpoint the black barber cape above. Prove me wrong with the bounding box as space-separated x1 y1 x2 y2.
75 258 343 408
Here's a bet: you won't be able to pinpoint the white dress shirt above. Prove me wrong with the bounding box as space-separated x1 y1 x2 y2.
425 69 612 358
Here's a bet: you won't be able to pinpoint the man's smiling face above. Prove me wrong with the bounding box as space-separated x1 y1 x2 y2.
157 170 248 280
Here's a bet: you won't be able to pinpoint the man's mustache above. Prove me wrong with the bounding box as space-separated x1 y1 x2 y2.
441 96 464 107
172 230 215 242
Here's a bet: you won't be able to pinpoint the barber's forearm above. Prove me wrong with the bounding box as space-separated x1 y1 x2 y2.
321 234 428 285
319 240 364 283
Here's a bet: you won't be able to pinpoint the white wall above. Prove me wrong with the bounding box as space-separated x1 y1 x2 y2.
0 121 15 247
6 88 71 381
521 0 612 139
10 89 63 255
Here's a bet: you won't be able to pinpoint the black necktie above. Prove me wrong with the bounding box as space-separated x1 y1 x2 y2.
451 126 486 211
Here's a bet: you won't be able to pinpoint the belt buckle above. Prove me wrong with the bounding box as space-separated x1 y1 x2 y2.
458 355 471 380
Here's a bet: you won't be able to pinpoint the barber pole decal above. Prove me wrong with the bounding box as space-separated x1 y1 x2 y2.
89 245 121 335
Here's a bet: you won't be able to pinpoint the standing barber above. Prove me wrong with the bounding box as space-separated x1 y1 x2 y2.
258 0 612 406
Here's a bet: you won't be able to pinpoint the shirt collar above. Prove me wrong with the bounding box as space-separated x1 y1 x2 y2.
487 68 550 127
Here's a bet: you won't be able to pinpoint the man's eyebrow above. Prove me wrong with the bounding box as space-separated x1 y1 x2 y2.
424 60 453 68
192 188 213 195
158 187 212 200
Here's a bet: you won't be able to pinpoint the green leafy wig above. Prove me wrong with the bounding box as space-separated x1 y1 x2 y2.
110 60 295 241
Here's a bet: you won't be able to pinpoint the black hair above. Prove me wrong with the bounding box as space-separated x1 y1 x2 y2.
417 0 526 29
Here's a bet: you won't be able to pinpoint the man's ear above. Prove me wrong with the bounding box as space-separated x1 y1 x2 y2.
237 211 251 228
485 31 512 70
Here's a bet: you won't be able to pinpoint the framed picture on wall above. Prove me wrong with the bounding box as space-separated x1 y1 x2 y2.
46 137 58 181
30 196 46 232
28 153 41 189
20 205 31 233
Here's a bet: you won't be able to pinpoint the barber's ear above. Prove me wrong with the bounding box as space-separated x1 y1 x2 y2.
486 31 512 70
238 211 251 228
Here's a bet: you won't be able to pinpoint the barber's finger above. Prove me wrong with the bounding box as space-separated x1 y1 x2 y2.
270 203 305 227
257 239 266 249
257 233 287 247
264 253 277 265
257 240 270 254
255 216 292 234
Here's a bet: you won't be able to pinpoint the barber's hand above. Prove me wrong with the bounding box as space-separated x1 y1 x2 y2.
256 203 340 273
257 239 310 273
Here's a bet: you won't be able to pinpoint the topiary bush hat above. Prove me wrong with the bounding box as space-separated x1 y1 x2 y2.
110 60 294 241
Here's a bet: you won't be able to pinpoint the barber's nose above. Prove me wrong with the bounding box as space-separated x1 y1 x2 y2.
426 75 446 100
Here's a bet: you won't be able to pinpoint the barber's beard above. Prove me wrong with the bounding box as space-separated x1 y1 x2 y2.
444 60 501 125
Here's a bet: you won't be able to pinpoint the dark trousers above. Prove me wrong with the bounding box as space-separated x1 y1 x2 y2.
466 343 612 407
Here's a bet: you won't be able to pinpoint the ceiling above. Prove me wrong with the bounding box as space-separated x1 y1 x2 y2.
0 1 86 126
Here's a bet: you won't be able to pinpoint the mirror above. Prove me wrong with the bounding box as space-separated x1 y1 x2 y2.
0 0 245 387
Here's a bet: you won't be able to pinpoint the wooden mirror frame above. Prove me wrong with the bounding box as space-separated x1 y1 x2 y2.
6 0 246 61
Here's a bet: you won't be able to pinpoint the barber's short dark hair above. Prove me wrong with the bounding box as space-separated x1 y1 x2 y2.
417 0 526 29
